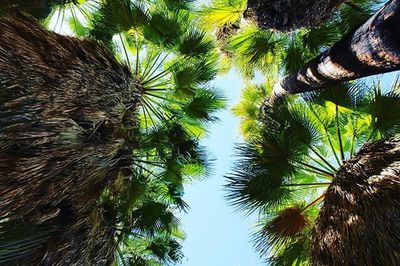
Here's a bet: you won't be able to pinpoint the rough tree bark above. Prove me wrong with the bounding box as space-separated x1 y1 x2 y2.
312 138 400 265
273 0 400 97
245 0 344 32
0 13 140 265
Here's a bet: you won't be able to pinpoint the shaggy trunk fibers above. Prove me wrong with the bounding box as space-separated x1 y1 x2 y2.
0 13 140 265
312 138 400 265
245 0 345 32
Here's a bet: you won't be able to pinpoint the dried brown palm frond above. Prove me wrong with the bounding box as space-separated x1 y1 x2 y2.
312 137 400 265
0 13 141 265
245 0 345 32
267 207 309 238
254 206 311 259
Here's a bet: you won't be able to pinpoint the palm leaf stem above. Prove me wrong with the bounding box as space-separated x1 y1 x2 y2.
281 182 331 187
309 146 337 172
132 161 159 178
335 105 345 161
145 96 174 120
117 246 129 266
140 105 151 132
135 33 140 77
76 4 92 22
307 154 335 174
292 160 335 179
302 193 325 212
142 98 167 122
70 7 79 33
119 34 132 70
350 119 358 157
145 88 168 92
59 8 66 32
141 53 163 81
142 68 172 86
134 159 166 168
325 131 342 166
309 105 341 165
53 6 62 31
144 92 180 105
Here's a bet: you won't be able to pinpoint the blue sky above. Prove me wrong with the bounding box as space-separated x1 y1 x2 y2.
177 2 265 264
179 69 264 266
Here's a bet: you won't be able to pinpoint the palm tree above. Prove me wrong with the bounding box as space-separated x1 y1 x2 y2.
199 0 379 79
227 77 400 264
313 137 400 265
273 0 400 98
0 12 137 264
0 1 224 264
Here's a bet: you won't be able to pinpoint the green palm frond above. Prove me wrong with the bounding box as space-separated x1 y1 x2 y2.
226 143 293 212
142 10 187 48
68 15 88 36
198 0 246 28
362 84 400 139
182 88 225 123
227 25 284 77
233 82 271 138
117 230 184 266
172 57 219 96
302 24 340 51
160 0 195 11
282 35 317 75
131 201 179 235
177 29 215 57
336 0 376 34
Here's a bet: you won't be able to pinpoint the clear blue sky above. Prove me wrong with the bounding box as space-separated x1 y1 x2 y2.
179 69 264 266
178 1 265 264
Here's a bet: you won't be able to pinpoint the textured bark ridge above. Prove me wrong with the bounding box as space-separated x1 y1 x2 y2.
312 138 400 265
0 13 140 265
245 0 344 32
274 0 400 97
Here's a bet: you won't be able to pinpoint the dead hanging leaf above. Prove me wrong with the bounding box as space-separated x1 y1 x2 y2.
266 207 309 238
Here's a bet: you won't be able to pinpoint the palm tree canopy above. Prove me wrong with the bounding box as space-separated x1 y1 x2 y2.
199 0 382 79
0 1 224 265
228 77 400 264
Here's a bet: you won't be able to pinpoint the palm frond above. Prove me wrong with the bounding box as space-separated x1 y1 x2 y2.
198 0 246 28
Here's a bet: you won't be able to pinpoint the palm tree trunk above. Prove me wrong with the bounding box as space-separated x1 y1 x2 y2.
273 0 400 97
246 0 345 31
1 0 52 18
312 137 400 265
0 13 140 265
